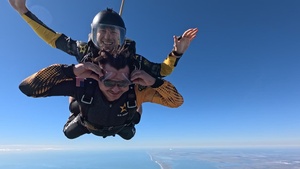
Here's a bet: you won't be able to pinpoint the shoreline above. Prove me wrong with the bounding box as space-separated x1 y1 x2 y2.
147 152 171 169
155 160 164 169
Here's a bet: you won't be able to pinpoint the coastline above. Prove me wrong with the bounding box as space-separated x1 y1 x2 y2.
155 160 164 169
147 152 172 169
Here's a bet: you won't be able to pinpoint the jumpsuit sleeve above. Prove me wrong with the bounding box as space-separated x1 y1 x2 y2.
19 64 76 97
21 11 87 62
135 52 181 78
135 79 184 108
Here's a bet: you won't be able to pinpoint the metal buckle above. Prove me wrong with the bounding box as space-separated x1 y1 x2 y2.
127 101 137 108
81 95 93 104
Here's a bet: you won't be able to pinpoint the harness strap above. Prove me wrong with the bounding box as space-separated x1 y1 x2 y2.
81 80 96 104
80 79 97 119
79 81 137 138
138 55 142 70
82 119 126 132
125 84 137 124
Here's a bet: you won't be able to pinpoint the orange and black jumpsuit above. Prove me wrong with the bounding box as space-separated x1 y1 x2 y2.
19 64 184 139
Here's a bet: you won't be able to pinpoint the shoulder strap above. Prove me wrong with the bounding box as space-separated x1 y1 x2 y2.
80 79 97 104
125 84 138 124
78 78 98 119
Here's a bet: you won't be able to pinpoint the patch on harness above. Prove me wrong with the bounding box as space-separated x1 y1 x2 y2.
76 77 85 87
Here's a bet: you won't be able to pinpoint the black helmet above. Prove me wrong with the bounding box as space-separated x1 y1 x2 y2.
90 8 126 50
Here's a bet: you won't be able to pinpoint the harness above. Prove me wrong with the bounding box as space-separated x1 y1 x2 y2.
76 39 139 137
78 79 137 138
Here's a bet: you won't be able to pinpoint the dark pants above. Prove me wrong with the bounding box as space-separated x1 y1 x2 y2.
63 100 140 140
63 113 89 139
117 124 136 140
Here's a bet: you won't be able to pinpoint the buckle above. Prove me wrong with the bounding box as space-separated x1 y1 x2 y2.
81 95 93 104
127 101 137 108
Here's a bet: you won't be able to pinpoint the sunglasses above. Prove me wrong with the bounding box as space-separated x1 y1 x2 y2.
103 79 131 88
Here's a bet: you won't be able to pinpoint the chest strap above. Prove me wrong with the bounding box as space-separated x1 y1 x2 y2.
78 79 97 121
79 82 137 137
80 79 97 104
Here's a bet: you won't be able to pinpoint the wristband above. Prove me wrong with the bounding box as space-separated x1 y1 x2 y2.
151 78 164 88
62 64 76 78
172 50 183 57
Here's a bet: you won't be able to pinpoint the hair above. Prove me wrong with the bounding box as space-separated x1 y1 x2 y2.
92 45 132 70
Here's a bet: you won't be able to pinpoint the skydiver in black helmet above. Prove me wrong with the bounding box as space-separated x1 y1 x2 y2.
9 0 198 139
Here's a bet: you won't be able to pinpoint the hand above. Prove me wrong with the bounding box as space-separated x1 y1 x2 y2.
130 70 156 86
9 0 28 14
73 62 104 82
173 28 198 55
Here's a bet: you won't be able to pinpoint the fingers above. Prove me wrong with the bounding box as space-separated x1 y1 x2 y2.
88 72 101 82
131 70 155 86
130 70 143 82
182 28 198 40
173 35 179 47
130 70 147 85
84 62 103 77
74 62 104 80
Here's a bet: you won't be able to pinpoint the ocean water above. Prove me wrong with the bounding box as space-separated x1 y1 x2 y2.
0 150 159 169
0 148 300 169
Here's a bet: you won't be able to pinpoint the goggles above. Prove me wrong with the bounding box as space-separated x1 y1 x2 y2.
103 79 131 88
101 71 131 88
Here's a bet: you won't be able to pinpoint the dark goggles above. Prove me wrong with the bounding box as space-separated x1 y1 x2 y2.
103 79 131 88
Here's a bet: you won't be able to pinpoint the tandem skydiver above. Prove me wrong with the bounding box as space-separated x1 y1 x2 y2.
19 46 184 140
9 0 198 139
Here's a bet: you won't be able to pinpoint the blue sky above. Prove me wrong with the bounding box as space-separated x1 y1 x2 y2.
1 0 300 150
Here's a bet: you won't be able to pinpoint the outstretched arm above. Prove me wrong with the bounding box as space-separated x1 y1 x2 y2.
19 62 104 97
136 28 198 78
161 28 198 75
19 64 75 97
135 79 184 108
172 28 198 56
131 69 184 108
9 0 86 62
9 0 59 47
